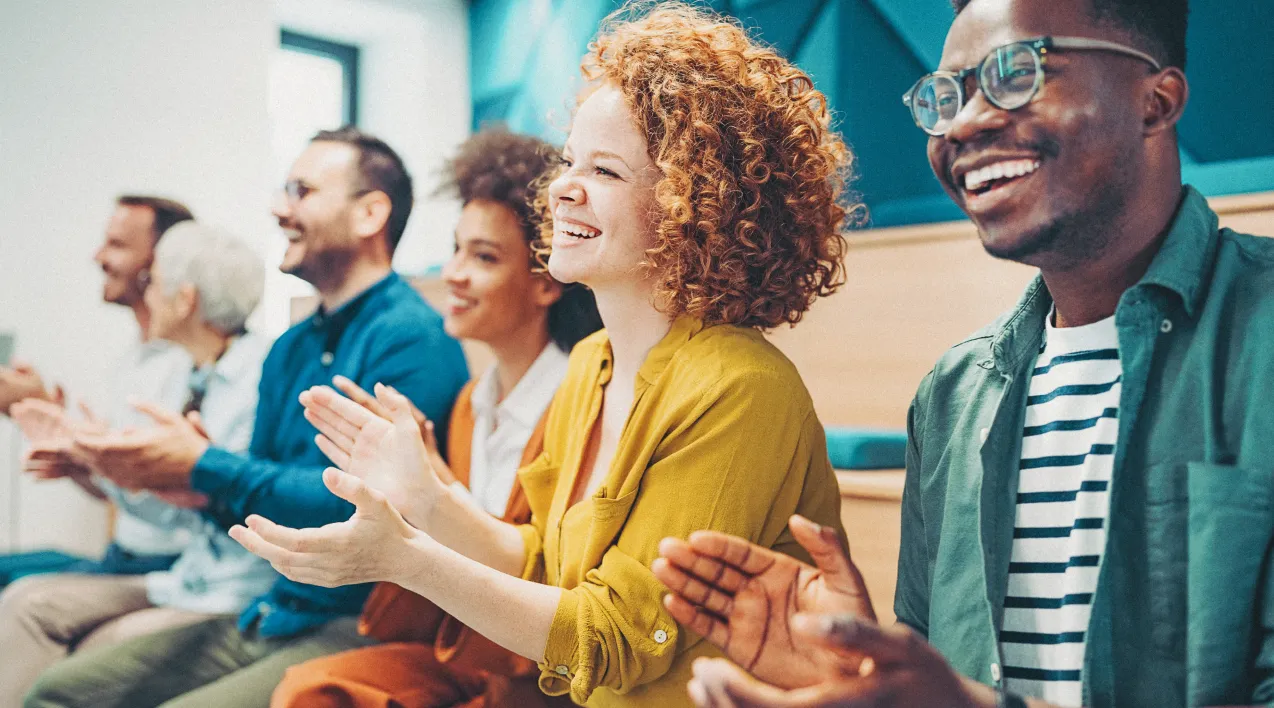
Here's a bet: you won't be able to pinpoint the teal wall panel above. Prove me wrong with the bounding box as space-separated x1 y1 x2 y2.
470 0 1274 227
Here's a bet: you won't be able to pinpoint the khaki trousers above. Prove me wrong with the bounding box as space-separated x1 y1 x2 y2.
23 614 374 708
0 573 213 706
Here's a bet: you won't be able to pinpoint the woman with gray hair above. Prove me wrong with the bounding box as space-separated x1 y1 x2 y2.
0 221 278 704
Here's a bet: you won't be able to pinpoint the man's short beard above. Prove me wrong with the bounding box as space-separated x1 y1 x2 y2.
288 244 358 295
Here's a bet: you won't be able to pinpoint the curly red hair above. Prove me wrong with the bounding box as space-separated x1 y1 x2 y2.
535 1 859 329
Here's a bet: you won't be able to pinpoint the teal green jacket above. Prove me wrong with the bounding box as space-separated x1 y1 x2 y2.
896 187 1274 707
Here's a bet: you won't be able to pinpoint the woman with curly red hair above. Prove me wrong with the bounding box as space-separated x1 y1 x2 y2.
233 3 861 706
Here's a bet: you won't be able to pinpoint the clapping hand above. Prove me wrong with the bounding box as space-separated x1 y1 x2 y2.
327 376 454 484
71 401 208 490
299 382 445 527
653 515 876 689
12 399 103 480
230 467 423 588
686 616 995 708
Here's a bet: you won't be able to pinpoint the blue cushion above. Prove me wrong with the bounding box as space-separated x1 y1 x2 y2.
824 428 908 470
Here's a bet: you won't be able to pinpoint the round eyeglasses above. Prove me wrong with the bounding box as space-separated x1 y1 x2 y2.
902 36 1162 137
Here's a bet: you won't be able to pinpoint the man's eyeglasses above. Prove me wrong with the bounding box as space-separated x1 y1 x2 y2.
283 179 315 204
902 36 1162 137
282 180 375 205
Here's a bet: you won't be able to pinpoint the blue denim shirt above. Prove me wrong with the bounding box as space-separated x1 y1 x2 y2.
192 272 469 637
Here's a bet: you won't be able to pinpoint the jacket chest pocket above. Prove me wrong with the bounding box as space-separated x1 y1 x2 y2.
1142 462 1274 680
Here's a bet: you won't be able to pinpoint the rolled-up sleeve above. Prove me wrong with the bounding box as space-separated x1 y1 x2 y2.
539 547 680 700
533 368 843 702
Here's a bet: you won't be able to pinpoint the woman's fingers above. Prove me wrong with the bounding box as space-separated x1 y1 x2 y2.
332 376 391 419
303 408 356 452
323 467 391 514
374 383 420 427
305 385 378 427
314 434 352 470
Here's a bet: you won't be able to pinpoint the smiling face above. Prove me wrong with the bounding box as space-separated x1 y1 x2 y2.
441 199 560 346
546 84 662 292
93 204 156 306
271 141 364 289
928 0 1154 268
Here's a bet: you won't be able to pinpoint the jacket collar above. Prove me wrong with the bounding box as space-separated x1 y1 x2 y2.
992 186 1219 374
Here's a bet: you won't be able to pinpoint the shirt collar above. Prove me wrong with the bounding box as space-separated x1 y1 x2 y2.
471 342 570 429
310 272 400 333
635 315 703 390
310 272 400 363
203 331 263 384
991 185 1219 373
1133 185 1218 319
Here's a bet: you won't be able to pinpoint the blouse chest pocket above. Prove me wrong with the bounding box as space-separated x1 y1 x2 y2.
516 454 561 528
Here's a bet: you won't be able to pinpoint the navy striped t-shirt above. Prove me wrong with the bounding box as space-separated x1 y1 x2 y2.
1000 312 1121 706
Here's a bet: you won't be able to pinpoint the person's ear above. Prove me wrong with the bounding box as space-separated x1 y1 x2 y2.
531 274 563 309
351 191 394 241
1142 67 1189 137
176 284 200 321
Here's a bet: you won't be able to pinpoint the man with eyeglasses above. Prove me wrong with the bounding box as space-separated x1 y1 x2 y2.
654 0 1274 706
24 128 470 708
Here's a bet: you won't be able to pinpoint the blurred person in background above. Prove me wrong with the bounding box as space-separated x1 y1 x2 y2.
24 127 470 708
1 221 276 706
271 128 602 708
0 195 196 588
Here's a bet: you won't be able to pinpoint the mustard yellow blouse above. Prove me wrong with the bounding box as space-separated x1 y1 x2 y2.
515 316 846 706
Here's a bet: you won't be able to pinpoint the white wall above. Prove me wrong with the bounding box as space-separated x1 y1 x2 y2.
273 0 472 286
0 0 470 555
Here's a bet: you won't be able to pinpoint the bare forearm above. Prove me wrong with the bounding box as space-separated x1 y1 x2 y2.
395 532 560 662
407 486 528 577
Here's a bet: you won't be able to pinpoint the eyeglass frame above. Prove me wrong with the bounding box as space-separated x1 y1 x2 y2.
902 36 1163 137
281 179 376 206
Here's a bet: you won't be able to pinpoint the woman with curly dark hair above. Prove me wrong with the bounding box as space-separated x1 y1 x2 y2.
235 3 861 706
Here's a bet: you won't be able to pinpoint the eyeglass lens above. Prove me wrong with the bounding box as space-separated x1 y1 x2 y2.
911 41 1042 135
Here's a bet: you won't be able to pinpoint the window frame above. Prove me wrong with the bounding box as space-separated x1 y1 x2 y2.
279 29 360 126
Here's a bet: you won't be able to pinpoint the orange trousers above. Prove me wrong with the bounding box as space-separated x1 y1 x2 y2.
270 641 573 708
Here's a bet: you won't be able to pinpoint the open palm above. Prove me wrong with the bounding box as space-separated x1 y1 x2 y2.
303 383 443 528
654 516 876 689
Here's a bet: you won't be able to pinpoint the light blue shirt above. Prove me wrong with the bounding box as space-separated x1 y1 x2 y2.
105 339 193 555
105 331 279 614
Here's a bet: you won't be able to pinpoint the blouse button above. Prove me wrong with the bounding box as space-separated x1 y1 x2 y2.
320 351 335 366
555 665 570 676
653 629 668 644
1160 318 1173 334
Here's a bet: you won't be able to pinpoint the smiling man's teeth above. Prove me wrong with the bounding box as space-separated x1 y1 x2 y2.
963 159 1041 192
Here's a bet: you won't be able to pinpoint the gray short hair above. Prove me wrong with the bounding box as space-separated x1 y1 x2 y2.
153 222 264 334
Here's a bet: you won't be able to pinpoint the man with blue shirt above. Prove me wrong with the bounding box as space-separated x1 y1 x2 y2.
26 128 470 708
